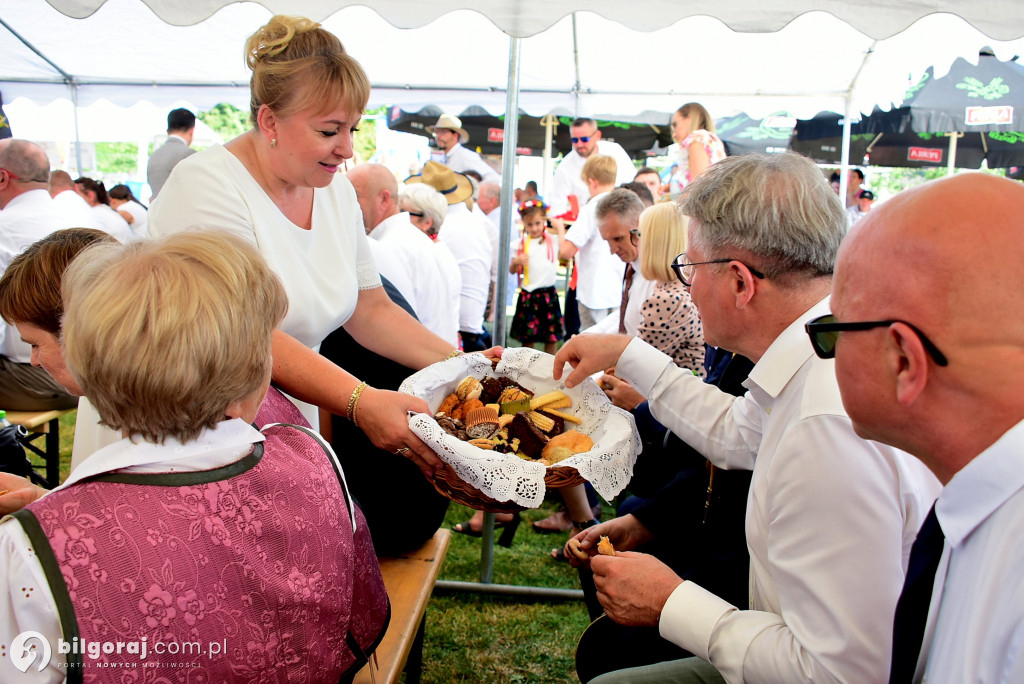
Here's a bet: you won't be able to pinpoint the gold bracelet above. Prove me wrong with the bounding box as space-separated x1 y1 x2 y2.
444 349 464 360
347 381 368 426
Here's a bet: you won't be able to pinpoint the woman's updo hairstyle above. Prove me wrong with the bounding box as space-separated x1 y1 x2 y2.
245 15 371 125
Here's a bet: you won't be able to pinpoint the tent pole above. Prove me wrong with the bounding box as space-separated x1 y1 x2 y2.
947 133 959 175
839 42 876 201
540 114 557 199
572 13 581 117
479 33 522 585
70 82 83 173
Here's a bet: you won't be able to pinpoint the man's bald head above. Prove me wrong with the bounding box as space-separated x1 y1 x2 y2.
0 139 50 207
49 169 76 197
832 173 1024 480
477 181 501 215
347 163 399 233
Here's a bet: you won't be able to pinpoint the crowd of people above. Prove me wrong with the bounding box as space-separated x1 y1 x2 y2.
0 11 1020 684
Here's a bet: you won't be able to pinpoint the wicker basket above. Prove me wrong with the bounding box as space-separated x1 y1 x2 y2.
431 460 586 513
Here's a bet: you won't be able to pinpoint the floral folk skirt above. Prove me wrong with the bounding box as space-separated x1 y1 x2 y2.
510 285 564 344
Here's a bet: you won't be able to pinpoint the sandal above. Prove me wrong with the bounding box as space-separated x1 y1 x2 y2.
452 512 521 548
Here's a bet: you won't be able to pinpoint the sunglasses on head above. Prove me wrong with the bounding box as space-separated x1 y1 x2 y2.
570 136 592 144
804 314 949 366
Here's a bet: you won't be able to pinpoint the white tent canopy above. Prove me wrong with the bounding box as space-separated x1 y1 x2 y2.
5 0 1024 130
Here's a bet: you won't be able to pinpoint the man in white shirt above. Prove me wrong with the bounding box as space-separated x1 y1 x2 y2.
550 117 636 218
583 188 654 336
406 162 493 351
146 108 196 199
475 180 514 325
845 187 875 227
348 163 460 347
428 113 501 185
825 173 1024 683
0 139 83 410
48 170 104 231
555 152 939 684
557 155 626 330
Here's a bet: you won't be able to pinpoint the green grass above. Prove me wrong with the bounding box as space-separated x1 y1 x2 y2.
54 410 603 683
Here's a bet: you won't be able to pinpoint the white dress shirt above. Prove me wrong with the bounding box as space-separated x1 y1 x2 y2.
583 257 654 336
440 143 501 184
432 239 463 341
615 297 941 683
437 203 493 334
367 239 417 310
370 212 460 346
49 189 105 232
0 189 100 358
915 419 1024 683
564 192 627 310
0 419 264 684
549 140 636 216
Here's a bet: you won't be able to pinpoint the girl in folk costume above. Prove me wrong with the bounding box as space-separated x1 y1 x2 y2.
509 200 564 354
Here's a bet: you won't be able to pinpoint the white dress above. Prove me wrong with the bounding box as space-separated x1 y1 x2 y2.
149 145 380 350
148 145 381 426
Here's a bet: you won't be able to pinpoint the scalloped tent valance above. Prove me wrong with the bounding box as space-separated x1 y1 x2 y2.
43 0 1024 39
6 0 1024 126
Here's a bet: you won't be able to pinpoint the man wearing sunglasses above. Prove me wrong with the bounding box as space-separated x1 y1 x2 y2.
549 117 635 220
555 152 939 684
822 173 1024 683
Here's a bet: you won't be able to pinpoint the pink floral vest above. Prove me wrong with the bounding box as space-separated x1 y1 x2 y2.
15 423 389 683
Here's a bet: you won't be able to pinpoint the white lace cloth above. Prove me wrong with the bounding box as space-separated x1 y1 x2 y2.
400 347 640 508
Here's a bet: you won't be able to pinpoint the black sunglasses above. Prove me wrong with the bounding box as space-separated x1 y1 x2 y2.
570 136 592 144
805 314 949 366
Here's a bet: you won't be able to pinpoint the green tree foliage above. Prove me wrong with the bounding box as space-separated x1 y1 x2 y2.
197 102 250 141
95 142 138 175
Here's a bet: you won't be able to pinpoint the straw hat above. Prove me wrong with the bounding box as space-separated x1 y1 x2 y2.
426 113 469 144
404 161 474 205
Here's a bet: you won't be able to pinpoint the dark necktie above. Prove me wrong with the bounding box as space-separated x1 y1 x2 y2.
618 263 634 334
889 504 945 683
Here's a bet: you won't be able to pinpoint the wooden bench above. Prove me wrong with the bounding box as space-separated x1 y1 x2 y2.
354 528 450 684
5 408 74 488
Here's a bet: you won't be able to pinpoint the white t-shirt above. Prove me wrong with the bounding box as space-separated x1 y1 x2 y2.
91 203 133 243
149 145 381 350
370 212 460 346
515 233 560 292
563 192 626 309
549 140 635 216
117 199 149 239
438 203 493 334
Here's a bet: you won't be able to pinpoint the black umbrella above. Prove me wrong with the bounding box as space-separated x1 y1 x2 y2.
385 105 672 159
715 111 799 157
794 51 1024 169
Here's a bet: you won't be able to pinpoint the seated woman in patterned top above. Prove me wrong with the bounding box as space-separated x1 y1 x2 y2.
600 202 705 410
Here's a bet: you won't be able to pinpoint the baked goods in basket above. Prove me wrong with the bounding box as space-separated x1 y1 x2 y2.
433 374 590 464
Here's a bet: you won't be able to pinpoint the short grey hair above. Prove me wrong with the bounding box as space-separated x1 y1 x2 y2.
596 188 645 229
679 152 845 280
400 182 448 232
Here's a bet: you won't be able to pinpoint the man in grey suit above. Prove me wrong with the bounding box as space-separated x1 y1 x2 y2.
146 108 196 199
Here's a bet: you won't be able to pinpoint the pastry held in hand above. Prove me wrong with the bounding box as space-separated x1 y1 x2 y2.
597 536 616 556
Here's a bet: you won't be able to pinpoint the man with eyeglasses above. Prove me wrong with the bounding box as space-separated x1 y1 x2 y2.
0 139 91 412
819 173 1024 683
549 117 635 220
554 152 939 684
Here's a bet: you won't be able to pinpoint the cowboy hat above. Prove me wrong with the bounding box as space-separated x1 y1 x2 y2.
425 113 469 144
404 161 474 205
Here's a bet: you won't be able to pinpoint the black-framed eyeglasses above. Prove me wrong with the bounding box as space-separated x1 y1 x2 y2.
670 254 766 287
629 228 641 246
570 136 592 144
804 314 949 366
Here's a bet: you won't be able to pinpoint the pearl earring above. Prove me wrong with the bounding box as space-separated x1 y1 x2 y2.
270 138 277 149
